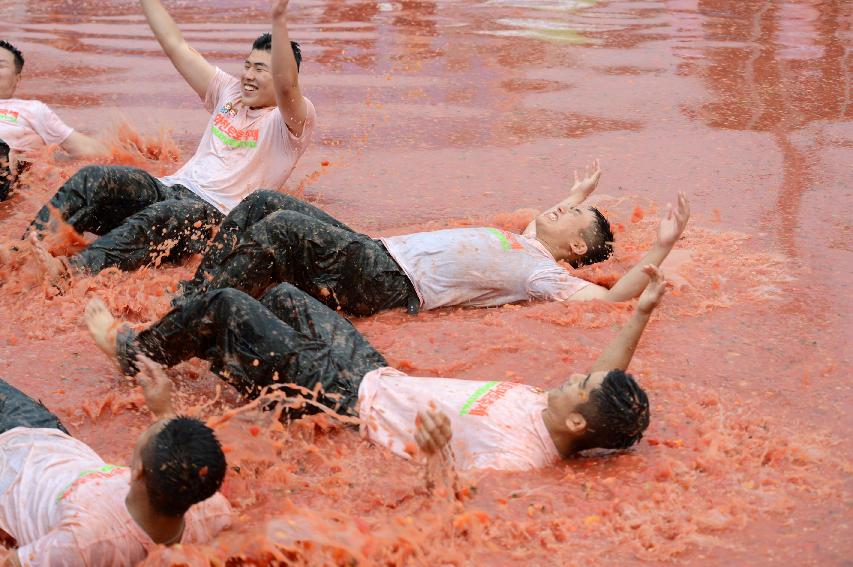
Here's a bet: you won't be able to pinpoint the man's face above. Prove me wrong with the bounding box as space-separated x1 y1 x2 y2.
553 371 607 414
0 49 21 99
240 49 276 109
534 205 596 258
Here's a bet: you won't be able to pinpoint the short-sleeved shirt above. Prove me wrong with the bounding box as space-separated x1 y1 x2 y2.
0 428 232 567
358 367 561 471
160 68 316 214
380 227 591 310
0 99 74 154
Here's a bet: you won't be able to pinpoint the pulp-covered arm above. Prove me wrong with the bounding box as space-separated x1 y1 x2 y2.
523 159 602 237
140 0 216 99
60 131 108 158
571 192 689 302
589 265 667 373
271 0 308 136
136 355 176 420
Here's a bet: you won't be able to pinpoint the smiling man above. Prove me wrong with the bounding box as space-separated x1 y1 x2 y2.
13 0 314 279
175 161 690 316
85 266 667 472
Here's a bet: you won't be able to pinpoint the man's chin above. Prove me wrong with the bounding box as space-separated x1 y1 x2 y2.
243 96 275 109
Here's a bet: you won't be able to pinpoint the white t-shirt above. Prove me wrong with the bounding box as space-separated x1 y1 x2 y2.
358 367 561 471
0 99 74 154
381 227 591 310
160 68 316 214
0 428 232 567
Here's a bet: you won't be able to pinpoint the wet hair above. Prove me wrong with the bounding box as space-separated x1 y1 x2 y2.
0 41 24 74
572 207 614 268
141 416 227 517
251 33 302 72
572 370 649 453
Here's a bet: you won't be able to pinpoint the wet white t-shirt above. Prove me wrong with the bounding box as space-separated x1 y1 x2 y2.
358 367 560 471
0 99 74 154
0 428 232 567
160 68 316 214
380 227 591 310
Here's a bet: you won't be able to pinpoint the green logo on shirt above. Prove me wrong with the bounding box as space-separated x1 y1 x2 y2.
56 464 127 502
0 110 19 124
487 228 523 251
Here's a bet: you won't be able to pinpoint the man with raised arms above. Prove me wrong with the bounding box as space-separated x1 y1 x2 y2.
85 265 668 472
0 360 230 566
12 0 314 279
174 160 689 316
0 40 106 200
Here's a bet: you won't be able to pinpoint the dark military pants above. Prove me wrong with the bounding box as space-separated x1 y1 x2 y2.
178 190 418 317
118 284 387 418
0 379 68 435
28 165 223 274
0 139 11 201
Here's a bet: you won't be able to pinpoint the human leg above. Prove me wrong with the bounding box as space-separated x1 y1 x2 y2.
181 190 355 295
88 288 379 415
0 139 11 201
0 379 69 435
28 165 170 236
69 195 222 274
192 210 414 315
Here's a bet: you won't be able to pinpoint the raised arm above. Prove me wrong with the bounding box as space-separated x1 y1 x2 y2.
271 0 308 136
570 192 689 302
523 159 602 237
589 265 667 373
140 0 216 99
60 131 108 158
136 355 176 420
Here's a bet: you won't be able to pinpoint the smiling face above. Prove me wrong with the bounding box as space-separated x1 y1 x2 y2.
0 48 21 99
534 205 597 262
240 49 276 109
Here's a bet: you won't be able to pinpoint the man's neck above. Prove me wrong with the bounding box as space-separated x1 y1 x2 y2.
535 236 565 263
541 392 575 458
125 489 185 545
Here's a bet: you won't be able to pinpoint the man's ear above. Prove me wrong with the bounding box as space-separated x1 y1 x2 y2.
569 236 588 257
564 412 587 434
131 458 145 482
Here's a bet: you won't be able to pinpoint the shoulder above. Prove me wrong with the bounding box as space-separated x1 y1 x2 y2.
183 493 233 543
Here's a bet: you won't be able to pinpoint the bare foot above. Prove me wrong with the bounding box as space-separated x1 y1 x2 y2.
28 232 69 287
84 298 119 359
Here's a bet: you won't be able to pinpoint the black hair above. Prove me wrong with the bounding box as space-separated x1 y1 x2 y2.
572 207 614 268
573 370 649 453
251 33 302 72
0 41 24 74
142 416 227 517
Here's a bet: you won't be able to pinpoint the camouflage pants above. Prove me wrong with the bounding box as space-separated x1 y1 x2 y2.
0 139 10 201
28 165 223 274
178 190 418 316
0 378 68 435
118 284 387 418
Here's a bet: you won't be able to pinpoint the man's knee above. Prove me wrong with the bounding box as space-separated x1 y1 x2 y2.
260 282 310 307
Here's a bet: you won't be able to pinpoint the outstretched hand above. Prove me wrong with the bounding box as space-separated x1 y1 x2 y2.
415 410 452 455
657 192 690 247
136 355 175 419
567 159 602 205
272 0 290 18
637 265 668 314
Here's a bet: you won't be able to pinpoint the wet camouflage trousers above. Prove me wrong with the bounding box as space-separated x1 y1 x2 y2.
28 165 223 274
0 378 69 435
178 190 418 316
0 139 10 201
119 284 387 418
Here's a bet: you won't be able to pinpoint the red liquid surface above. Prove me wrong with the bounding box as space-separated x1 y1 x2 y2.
1 0 851 564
